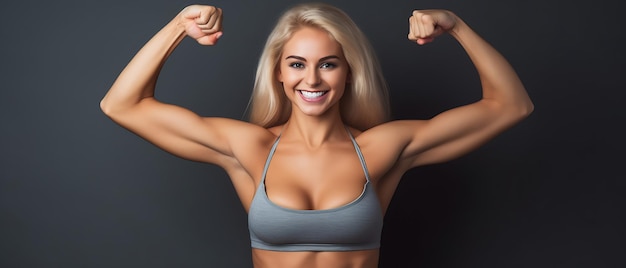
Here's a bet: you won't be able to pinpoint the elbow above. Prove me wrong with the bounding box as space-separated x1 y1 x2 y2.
525 101 535 117
99 96 125 119
521 96 535 118
99 96 148 122
99 98 114 117
493 96 534 125
99 99 107 114
513 97 534 122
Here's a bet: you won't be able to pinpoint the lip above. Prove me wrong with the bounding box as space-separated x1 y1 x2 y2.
297 90 329 102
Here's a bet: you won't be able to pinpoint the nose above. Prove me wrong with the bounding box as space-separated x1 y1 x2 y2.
305 67 321 87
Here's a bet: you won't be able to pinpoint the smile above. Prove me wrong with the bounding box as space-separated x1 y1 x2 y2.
298 90 328 100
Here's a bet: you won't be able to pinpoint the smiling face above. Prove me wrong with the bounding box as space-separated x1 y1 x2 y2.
277 26 350 118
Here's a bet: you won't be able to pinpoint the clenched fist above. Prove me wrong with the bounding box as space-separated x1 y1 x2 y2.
178 5 223 45
408 10 457 45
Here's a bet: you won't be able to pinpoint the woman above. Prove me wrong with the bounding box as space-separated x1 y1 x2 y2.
100 2 533 268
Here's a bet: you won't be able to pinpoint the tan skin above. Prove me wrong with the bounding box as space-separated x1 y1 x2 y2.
101 4 533 268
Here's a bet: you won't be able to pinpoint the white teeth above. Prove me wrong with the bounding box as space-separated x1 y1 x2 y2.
300 90 325 98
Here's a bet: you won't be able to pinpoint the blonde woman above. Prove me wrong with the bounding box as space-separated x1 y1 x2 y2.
101 2 533 267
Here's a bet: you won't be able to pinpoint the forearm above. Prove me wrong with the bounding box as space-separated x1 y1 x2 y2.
100 18 186 115
450 17 534 113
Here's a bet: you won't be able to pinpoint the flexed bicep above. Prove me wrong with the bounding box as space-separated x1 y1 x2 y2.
101 5 257 165
401 9 533 167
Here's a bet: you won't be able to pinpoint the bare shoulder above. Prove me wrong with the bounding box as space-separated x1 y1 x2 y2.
193 118 280 188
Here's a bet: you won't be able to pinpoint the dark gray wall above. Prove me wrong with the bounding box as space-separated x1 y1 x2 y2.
1 0 624 267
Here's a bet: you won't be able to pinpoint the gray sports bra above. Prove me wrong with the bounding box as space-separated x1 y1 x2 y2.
248 130 384 251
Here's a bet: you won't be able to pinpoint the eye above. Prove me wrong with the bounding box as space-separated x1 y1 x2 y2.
319 62 336 69
289 62 305 69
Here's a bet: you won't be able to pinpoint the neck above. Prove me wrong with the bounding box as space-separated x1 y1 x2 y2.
282 109 348 148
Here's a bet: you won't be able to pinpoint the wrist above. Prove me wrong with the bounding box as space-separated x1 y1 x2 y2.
163 16 188 41
449 15 469 39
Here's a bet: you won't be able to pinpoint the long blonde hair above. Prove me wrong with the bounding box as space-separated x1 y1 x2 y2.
247 2 390 131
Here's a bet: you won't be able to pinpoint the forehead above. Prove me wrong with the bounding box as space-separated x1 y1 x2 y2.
282 27 344 58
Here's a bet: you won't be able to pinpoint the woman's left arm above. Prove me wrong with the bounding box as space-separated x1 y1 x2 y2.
399 10 534 167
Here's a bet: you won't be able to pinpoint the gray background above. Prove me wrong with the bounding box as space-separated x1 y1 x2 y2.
1 0 624 267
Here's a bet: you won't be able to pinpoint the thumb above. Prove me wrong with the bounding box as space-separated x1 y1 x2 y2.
197 31 223 46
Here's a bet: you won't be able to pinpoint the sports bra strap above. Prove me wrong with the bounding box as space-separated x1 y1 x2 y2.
346 127 372 183
260 136 281 184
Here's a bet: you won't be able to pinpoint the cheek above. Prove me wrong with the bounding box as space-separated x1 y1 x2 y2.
281 76 297 94
281 79 297 100
330 73 349 89
278 69 298 86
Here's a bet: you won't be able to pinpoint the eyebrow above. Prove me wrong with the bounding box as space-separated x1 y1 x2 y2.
285 55 340 62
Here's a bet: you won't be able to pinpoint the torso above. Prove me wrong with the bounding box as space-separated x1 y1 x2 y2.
222 125 408 268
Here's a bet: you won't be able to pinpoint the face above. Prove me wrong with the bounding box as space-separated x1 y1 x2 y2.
277 26 350 118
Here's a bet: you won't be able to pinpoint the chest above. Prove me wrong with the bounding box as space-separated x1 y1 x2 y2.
248 142 384 251
263 143 369 211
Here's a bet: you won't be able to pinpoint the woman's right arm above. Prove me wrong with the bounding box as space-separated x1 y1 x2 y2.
100 5 261 164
